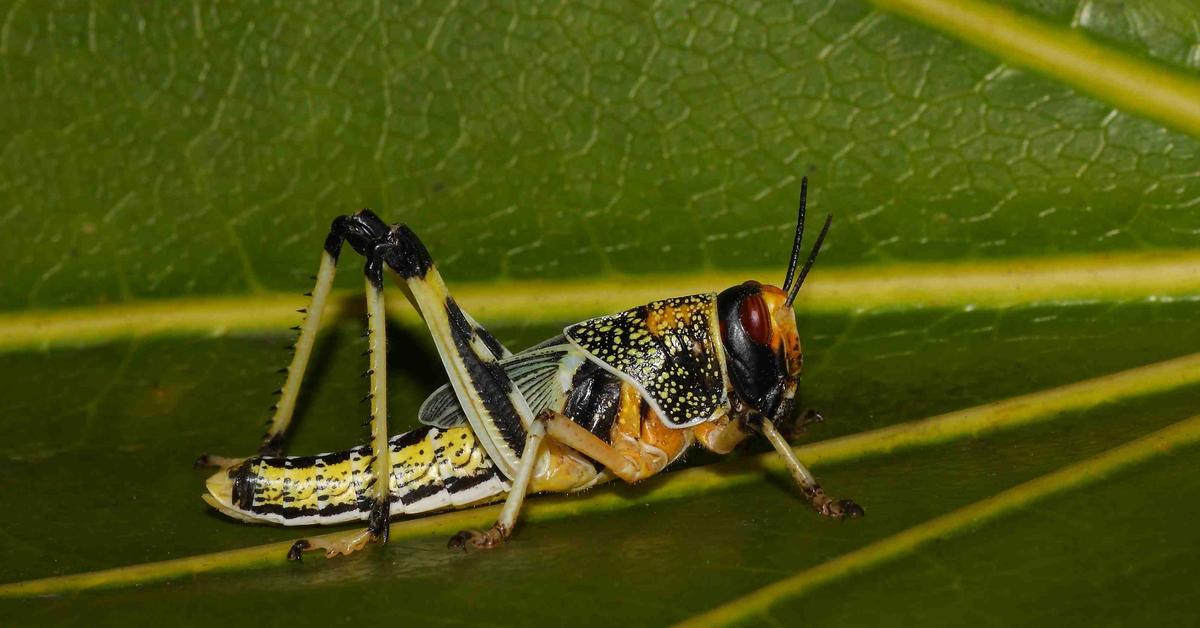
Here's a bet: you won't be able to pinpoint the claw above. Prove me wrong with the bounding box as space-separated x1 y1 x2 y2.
789 409 825 435
287 539 311 561
447 524 508 551
287 528 375 560
818 497 865 519
447 529 483 552
838 499 865 518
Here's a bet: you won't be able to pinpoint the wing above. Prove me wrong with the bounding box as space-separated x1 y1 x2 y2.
418 343 580 429
564 293 729 428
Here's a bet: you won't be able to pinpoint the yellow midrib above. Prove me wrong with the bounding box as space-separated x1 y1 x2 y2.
678 411 1200 626
2 251 1199 353
3 350 1199 597
870 0 1200 138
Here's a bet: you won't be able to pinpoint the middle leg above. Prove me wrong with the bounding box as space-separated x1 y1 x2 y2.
444 404 684 550
446 414 548 550
197 211 391 466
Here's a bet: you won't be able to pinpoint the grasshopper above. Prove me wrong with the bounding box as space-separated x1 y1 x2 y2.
198 178 862 560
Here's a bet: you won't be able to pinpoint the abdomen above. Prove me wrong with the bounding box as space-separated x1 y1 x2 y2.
204 424 511 525
204 357 658 526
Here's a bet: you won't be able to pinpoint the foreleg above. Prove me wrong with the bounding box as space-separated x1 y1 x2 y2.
760 419 863 519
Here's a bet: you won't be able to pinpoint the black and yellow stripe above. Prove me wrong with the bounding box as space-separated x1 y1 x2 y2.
204 425 509 525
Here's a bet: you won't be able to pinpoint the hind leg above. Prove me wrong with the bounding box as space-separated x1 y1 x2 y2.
191 210 397 560
196 212 391 466
289 271 394 559
284 218 537 560
192 248 335 468
372 224 536 480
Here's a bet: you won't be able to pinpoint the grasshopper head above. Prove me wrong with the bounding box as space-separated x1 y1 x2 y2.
717 178 831 427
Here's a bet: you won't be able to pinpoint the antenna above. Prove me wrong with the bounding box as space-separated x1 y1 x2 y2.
785 214 832 307
781 177 808 292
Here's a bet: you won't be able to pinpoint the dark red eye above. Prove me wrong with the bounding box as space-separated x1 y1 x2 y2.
738 294 771 345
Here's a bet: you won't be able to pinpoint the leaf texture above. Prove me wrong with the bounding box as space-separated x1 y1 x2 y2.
1 1 1199 625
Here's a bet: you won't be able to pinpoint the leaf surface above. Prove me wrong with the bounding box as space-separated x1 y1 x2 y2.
2 0 1199 309
1 1 1198 626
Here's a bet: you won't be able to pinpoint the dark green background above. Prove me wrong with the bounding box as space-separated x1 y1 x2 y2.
1 0 1198 625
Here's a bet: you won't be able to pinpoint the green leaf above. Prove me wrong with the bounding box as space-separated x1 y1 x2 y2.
2 1 1199 626
3 0 1200 310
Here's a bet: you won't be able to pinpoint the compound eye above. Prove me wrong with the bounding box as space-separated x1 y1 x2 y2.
738 294 771 345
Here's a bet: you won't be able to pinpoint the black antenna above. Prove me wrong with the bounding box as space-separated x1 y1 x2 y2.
786 214 832 307
781 177 808 292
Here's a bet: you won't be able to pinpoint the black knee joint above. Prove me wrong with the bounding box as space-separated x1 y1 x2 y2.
287 540 310 561
326 210 391 261
381 225 434 279
325 213 432 282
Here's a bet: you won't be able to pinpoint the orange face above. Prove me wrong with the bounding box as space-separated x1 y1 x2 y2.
758 283 804 381
717 280 804 423
718 177 832 423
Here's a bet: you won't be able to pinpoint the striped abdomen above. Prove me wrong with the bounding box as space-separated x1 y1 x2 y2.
204 425 510 525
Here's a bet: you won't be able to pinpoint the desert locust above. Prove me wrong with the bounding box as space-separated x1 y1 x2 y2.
198 178 862 559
